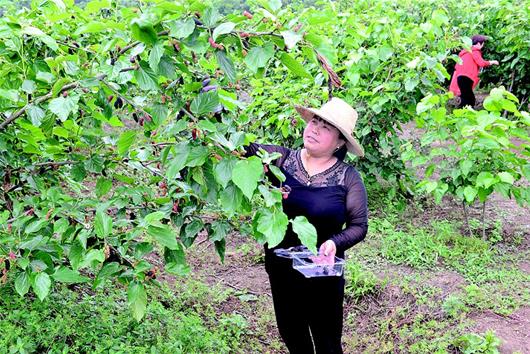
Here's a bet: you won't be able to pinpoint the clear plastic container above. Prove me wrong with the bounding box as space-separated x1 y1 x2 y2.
292 255 345 278
273 245 314 259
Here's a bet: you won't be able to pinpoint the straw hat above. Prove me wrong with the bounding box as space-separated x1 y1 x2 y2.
295 97 364 157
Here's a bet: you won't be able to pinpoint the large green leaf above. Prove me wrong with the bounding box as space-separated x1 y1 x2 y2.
244 43 275 73
213 22 235 41
52 267 90 283
149 42 164 72
214 156 237 188
128 281 147 321
281 30 302 49
291 216 317 254
231 156 263 200
135 62 159 91
117 131 137 156
168 18 195 38
280 53 311 78
48 96 78 122
33 272 52 301
94 210 113 238
190 91 220 115
216 51 236 83
27 105 45 127
131 15 158 45
15 272 30 297
147 225 179 250
256 208 288 248
219 183 243 216
166 143 190 179
95 178 113 198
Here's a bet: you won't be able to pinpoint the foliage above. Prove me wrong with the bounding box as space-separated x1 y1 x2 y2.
0 0 324 318
0 283 247 353
404 87 530 212
453 330 501 354
344 261 382 301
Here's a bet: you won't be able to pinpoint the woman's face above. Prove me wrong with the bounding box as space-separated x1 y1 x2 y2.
303 116 344 157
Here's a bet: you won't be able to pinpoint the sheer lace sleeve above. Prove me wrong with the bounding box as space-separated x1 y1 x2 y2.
330 166 368 252
244 143 291 167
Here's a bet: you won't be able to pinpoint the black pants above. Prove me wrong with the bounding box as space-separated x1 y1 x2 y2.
457 75 475 108
266 255 345 354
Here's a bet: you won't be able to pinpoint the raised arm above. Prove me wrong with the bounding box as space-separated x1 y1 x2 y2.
330 167 368 252
244 143 291 167
472 50 491 68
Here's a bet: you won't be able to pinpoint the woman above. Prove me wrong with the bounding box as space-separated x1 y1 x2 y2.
245 97 368 353
449 34 499 108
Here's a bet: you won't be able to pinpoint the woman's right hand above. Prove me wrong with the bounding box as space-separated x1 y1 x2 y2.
489 60 499 65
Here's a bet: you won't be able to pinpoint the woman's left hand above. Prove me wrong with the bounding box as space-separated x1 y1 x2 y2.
312 240 336 265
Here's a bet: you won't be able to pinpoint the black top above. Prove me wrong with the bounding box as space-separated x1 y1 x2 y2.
245 143 368 258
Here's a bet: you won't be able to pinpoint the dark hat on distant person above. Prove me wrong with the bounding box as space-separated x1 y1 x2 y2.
471 35 488 45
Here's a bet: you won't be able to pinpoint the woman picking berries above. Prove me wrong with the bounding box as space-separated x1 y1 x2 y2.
245 97 368 353
449 35 499 108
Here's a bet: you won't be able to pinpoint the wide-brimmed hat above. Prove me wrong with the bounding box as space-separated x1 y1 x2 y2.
295 97 364 157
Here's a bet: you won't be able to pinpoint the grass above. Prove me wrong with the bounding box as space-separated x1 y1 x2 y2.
0 281 248 354
1 193 526 353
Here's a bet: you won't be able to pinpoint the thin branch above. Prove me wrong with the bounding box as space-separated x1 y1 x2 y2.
0 83 78 131
118 30 169 56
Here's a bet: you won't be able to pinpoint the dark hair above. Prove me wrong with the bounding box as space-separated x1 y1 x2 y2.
472 35 488 45
333 133 348 161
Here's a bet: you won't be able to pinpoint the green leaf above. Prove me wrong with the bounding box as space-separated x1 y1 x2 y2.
48 96 78 122
463 186 477 203
147 225 179 250
214 156 237 188
95 178 113 198
94 210 112 238
256 208 288 248
33 272 52 301
280 53 311 78
216 51 236 83
149 42 164 72
21 80 37 94
52 267 89 283
281 30 302 49
166 143 190 179
190 91 220 115
94 262 120 289
213 22 235 41
25 219 48 234
135 62 159 91
209 221 230 242
291 216 317 254
15 272 30 297
460 160 473 177
476 172 497 189
0 89 19 102
168 18 195 39
232 156 263 200
131 15 158 45
117 131 137 156
244 43 275 73
144 211 165 225
150 104 168 126
497 172 515 185
269 0 282 12
128 281 147 321
220 183 243 215
186 146 209 167
19 235 44 251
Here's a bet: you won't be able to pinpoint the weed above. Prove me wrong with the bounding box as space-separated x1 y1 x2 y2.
452 330 501 354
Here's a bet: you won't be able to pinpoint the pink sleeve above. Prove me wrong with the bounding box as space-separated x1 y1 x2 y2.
472 51 491 67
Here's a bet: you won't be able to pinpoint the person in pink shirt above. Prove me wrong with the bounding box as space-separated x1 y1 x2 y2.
449 35 499 108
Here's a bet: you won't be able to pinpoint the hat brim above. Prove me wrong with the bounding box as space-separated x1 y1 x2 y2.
295 105 364 157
